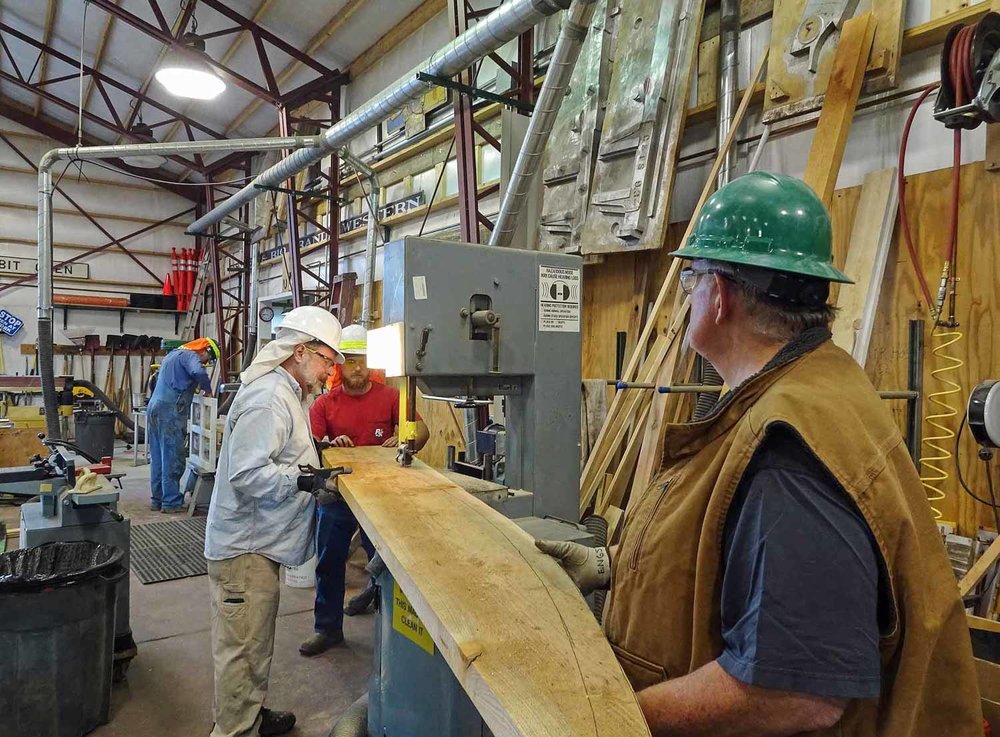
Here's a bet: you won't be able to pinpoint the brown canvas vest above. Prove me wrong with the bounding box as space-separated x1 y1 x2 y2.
604 337 983 736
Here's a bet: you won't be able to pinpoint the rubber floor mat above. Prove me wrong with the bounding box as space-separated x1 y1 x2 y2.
130 516 207 584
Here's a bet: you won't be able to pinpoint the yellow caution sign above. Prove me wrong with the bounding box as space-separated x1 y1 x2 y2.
392 581 434 655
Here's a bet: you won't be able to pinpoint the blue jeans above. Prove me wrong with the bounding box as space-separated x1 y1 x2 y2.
147 384 192 510
314 500 375 635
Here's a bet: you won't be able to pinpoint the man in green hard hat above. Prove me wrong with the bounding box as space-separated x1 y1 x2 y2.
538 173 982 735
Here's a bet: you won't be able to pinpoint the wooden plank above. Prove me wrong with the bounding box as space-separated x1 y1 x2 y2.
931 0 970 21
630 337 683 499
697 36 721 108
596 402 651 515
831 168 899 366
901 4 991 55
969 614 1000 634
323 446 651 737
960 536 1000 597
0 428 46 467
977 658 1000 702
802 13 878 207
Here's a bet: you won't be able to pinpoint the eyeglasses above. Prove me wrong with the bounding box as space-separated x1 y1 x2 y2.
679 267 729 295
343 356 366 368
303 344 337 368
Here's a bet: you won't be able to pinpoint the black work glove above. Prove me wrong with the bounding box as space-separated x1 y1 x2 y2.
297 472 342 506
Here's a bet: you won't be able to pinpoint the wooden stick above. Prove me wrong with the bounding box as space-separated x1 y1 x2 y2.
802 13 878 206
959 536 1000 598
580 50 769 514
831 167 898 366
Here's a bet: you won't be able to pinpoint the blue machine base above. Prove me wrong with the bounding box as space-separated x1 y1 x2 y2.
368 568 491 737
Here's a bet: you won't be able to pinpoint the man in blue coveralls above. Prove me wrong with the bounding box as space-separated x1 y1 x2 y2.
147 337 218 513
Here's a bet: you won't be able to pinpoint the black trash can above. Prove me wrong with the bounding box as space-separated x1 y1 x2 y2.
0 542 126 737
74 410 116 460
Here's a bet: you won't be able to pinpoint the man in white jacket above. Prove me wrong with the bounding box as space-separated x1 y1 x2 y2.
204 306 345 737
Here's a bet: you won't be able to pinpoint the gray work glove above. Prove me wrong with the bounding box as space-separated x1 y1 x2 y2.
534 539 610 595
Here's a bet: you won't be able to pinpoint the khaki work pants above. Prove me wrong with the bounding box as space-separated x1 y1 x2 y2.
208 553 281 737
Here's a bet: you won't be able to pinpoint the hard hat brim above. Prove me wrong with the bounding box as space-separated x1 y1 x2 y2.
669 242 854 284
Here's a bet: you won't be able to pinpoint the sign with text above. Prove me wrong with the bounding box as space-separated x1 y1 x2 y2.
0 255 90 280
0 308 24 336
340 192 425 235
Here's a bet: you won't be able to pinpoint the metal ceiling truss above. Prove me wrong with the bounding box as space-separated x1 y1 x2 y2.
85 0 342 107
447 0 535 243
0 22 225 173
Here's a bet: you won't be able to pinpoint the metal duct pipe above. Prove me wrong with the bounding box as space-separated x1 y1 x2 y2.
340 148 380 328
36 135 320 437
489 0 598 248
187 0 572 236
695 0 740 421
244 203 264 371
716 0 740 187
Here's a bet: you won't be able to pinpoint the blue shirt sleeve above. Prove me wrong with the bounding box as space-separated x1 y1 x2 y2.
179 349 213 394
716 425 883 700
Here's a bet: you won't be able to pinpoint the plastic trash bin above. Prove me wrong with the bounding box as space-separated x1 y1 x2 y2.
0 541 126 737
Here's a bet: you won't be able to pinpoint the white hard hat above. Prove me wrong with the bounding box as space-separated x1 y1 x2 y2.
339 323 367 355
278 306 345 363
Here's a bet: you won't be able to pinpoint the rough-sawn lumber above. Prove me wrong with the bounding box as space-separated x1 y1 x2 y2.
323 446 651 737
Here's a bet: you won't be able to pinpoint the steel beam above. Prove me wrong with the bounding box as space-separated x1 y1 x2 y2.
0 93 200 201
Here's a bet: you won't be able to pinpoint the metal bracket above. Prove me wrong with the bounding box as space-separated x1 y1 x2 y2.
416 71 534 114
252 183 345 202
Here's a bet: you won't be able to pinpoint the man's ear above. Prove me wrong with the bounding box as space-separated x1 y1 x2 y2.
713 274 737 326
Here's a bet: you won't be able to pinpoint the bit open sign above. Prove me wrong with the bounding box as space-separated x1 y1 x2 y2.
0 255 90 280
0 308 24 336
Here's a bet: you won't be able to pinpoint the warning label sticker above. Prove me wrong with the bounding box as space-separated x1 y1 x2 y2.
392 581 435 655
538 264 581 333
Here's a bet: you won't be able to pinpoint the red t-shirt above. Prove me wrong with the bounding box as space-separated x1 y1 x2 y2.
310 382 409 446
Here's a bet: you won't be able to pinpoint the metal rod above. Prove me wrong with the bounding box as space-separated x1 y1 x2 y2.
906 319 925 463
187 0 572 236
611 382 725 394
416 72 535 113
489 0 597 247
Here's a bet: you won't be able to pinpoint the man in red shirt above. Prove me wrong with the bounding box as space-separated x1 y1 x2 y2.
299 324 429 656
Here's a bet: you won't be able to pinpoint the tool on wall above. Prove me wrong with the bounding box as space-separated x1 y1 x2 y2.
934 12 1000 129
790 0 862 73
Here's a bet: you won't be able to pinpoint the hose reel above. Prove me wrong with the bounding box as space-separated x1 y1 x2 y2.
934 11 1000 129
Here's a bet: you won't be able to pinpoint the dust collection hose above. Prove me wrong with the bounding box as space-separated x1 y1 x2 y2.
73 378 144 441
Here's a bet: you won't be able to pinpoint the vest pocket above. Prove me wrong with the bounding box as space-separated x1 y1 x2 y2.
610 642 668 691
628 479 673 571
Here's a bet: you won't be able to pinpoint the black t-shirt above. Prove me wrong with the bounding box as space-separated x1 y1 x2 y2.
716 424 884 699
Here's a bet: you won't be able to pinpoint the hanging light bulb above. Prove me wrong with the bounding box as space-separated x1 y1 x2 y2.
125 112 167 169
155 32 226 101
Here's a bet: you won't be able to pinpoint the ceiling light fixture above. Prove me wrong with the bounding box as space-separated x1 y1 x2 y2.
125 114 167 169
155 31 226 101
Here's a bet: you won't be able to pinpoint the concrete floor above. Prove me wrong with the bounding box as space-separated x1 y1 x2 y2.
2 442 374 737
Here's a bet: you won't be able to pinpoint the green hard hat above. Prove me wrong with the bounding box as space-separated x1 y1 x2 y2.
670 172 853 284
